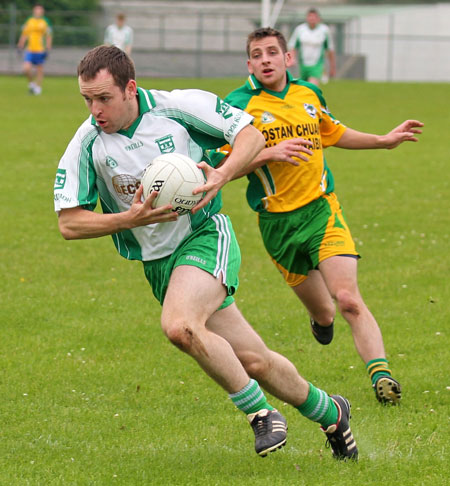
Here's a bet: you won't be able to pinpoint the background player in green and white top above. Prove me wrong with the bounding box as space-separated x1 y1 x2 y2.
104 13 133 55
53 45 359 460
288 7 336 85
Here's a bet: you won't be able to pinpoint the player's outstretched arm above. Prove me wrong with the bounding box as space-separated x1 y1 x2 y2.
58 186 177 240
334 120 423 150
234 137 314 179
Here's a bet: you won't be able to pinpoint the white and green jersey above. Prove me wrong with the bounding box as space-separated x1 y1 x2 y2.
54 87 253 262
104 23 133 51
288 23 334 67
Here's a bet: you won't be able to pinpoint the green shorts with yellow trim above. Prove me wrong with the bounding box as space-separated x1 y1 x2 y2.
258 192 359 287
142 214 240 310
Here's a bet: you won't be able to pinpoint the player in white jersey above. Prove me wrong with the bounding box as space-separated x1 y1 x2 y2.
288 8 336 85
53 45 359 460
104 13 133 55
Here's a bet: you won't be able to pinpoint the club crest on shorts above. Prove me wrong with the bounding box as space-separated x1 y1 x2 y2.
303 103 317 119
156 134 175 154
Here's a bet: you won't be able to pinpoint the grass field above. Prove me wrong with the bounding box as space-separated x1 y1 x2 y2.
1 74 449 485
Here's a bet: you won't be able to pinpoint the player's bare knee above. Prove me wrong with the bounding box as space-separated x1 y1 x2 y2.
163 321 192 349
163 321 208 356
239 351 272 380
335 289 361 317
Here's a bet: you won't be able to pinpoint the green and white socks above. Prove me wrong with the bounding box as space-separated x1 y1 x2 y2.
229 379 274 414
296 382 338 429
230 379 339 429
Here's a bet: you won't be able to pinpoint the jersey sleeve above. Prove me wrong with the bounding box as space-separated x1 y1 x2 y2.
54 122 99 212
151 89 254 147
104 25 112 44
319 105 346 147
21 18 31 36
324 25 334 51
125 26 133 46
287 25 301 50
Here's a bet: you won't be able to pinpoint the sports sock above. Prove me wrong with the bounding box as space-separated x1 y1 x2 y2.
229 379 274 414
366 358 392 386
296 382 338 429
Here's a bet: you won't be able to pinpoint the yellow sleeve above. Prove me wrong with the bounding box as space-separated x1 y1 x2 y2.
320 110 347 148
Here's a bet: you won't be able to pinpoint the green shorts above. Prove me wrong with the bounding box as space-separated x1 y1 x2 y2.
142 214 240 310
258 193 359 287
300 62 325 81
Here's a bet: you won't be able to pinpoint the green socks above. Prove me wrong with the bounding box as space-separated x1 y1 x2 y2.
296 382 338 429
366 358 392 385
229 379 274 414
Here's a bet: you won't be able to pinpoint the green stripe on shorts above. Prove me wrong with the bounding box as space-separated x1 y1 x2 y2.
142 214 241 310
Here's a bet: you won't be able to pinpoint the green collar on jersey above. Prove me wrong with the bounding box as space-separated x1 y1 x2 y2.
245 71 325 105
90 87 156 139
246 71 296 99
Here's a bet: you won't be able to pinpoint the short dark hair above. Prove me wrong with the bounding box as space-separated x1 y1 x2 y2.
77 45 135 91
307 8 320 16
246 27 288 57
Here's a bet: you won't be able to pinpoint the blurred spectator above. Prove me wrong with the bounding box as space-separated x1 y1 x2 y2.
104 13 134 55
288 7 336 85
17 4 52 95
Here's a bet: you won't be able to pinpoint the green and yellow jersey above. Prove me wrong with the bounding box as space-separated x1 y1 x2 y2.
21 15 52 53
224 72 346 213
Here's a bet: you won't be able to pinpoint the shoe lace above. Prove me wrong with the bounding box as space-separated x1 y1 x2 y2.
254 414 270 438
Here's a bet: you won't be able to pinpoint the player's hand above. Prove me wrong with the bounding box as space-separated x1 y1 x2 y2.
383 120 424 149
127 184 178 226
266 138 314 165
191 162 228 214
16 47 23 58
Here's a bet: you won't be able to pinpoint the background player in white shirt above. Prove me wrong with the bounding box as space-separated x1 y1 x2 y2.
288 7 336 85
53 45 359 460
104 12 133 55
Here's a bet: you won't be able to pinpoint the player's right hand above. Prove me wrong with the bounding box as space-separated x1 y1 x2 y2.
268 137 314 165
128 184 178 227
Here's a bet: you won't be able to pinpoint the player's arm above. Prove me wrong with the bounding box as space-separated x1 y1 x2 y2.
17 32 28 49
58 187 177 240
46 30 53 51
327 49 336 78
191 124 264 213
231 137 314 179
334 120 423 150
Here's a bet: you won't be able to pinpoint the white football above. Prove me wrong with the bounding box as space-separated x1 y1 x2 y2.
141 153 205 215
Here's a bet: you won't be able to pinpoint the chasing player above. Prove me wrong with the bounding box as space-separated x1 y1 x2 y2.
53 45 359 460
17 4 52 95
221 27 423 404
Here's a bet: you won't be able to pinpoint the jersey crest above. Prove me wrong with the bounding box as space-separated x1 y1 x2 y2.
261 111 276 124
303 103 317 119
156 134 175 153
106 156 119 168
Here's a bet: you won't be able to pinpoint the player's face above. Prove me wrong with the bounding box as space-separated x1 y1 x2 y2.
307 12 320 29
247 36 291 92
79 69 138 134
33 6 44 18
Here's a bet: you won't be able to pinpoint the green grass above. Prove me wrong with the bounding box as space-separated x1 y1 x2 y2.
1 75 449 485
